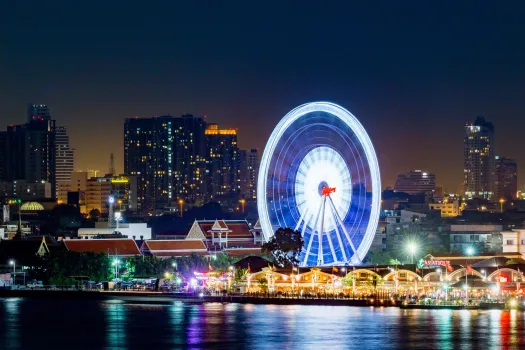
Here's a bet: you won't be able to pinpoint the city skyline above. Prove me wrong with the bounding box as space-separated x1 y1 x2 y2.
2 2 525 193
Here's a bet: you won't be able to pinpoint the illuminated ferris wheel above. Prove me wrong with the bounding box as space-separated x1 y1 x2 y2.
257 102 381 266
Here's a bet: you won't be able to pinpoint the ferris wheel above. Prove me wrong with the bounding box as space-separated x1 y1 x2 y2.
257 102 381 266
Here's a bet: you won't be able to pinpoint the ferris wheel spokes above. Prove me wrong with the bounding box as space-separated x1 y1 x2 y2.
328 204 347 262
302 198 324 266
327 196 361 263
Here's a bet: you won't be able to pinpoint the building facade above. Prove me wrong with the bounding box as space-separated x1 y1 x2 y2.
464 117 495 199
495 156 517 201
394 170 436 194
205 124 240 200
55 126 74 202
449 224 502 253
240 148 259 200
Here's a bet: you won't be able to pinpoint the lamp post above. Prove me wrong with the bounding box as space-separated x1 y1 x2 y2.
112 258 121 280
465 247 474 304
114 212 121 233
9 260 15 286
481 269 486 281
178 199 184 218
407 243 417 264
239 199 246 214
499 199 505 213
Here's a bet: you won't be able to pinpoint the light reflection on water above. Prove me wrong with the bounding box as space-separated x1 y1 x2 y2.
0 299 524 349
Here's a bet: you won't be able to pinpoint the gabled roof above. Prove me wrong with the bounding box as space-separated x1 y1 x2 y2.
0 238 49 265
143 239 208 257
63 239 140 256
26 235 59 246
197 220 253 238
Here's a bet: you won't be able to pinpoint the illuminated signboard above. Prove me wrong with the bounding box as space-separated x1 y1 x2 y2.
417 259 451 269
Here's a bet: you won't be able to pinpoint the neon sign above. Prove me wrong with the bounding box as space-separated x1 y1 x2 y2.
417 259 451 269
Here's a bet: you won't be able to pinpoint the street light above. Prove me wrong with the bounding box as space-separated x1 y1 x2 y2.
481 269 486 280
465 247 474 304
178 199 184 217
499 199 505 213
9 260 15 286
407 243 417 264
239 199 246 214
112 259 121 279
114 212 121 233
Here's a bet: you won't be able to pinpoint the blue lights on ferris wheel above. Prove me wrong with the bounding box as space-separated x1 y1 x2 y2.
257 102 381 266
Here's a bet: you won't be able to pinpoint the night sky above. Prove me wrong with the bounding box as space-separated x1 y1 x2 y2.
2 1 525 193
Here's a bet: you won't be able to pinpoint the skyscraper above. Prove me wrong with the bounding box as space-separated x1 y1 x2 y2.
205 124 240 199
0 104 56 196
124 116 174 215
464 117 495 200
495 156 517 201
172 114 207 204
240 149 259 200
55 126 75 201
394 170 436 194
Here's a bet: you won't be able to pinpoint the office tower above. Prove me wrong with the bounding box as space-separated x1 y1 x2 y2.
55 126 75 201
27 104 51 123
205 123 240 199
464 116 495 199
240 149 259 200
495 156 517 201
124 116 174 215
394 170 436 195
172 114 207 203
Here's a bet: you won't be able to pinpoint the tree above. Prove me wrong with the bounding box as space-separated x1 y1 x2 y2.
365 251 395 265
506 259 521 265
262 228 304 267
89 208 101 220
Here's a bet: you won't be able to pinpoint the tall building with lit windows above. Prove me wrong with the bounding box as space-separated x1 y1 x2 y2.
172 114 207 204
124 116 174 215
124 115 207 214
240 149 259 200
495 156 517 201
394 170 435 195
464 117 495 199
205 124 240 199
55 126 75 202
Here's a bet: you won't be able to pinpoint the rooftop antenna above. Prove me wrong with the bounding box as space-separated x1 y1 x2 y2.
109 153 115 175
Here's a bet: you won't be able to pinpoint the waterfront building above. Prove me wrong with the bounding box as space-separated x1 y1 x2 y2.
449 224 503 253
495 156 517 201
140 240 208 258
394 170 436 195
77 222 151 240
501 229 525 257
464 117 495 199
186 219 262 256
62 239 141 257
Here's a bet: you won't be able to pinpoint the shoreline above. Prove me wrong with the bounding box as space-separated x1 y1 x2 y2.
0 290 508 310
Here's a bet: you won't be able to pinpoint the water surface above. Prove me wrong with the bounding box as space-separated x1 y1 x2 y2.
0 298 523 349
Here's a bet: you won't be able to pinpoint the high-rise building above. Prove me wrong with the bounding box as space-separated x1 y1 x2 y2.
495 156 517 201
205 124 240 199
240 149 259 200
172 114 207 203
464 117 495 199
124 116 174 215
27 104 51 122
394 170 436 195
55 126 74 201
0 104 56 197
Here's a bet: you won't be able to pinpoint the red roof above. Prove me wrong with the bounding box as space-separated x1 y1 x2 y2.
199 221 253 238
144 240 207 251
225 247 262 256
63 239 141 256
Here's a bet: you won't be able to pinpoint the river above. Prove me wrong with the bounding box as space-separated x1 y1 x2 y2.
0 298 523 349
